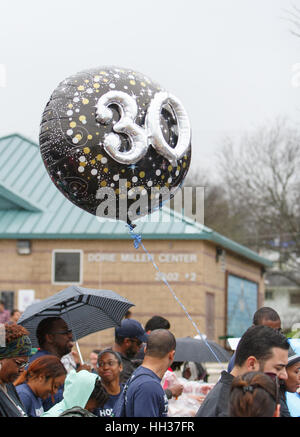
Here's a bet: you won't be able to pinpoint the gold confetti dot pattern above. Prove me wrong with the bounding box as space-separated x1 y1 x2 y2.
39 66 191 219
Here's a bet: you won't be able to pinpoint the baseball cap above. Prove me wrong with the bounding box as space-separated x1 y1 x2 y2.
287 346 300 367
115 319 148 343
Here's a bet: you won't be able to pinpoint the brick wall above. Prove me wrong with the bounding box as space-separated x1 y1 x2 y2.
0 238 265 360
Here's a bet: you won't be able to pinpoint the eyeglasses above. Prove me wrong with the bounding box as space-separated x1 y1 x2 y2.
97 360 119 368
51 329 72 335
14 359 29 370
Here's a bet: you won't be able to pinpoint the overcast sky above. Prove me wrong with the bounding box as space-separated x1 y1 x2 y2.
1 0 299 174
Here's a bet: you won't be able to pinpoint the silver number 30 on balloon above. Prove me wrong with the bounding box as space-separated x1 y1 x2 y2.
96 91 191 166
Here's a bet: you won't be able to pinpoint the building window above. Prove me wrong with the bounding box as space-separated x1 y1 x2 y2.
265 291 273 300
52 250 83 284
0 291 14 312
16 240 31 255
290 292 300 305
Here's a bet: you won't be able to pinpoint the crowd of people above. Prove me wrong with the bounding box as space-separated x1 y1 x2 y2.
0 303 299 418
0 300 21 325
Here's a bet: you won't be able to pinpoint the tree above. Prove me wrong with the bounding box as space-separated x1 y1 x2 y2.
284 3 300 38
216 118 300 285
181 168 249 241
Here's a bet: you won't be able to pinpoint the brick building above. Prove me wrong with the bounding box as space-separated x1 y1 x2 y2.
0 134 271 359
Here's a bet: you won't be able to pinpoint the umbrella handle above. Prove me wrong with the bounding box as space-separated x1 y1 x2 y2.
64 309 84 365
75 341 84 365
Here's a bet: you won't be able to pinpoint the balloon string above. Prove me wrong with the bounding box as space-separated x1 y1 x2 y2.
127 224 222 363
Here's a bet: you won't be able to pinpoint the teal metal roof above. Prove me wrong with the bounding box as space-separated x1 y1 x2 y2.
0 134 272 267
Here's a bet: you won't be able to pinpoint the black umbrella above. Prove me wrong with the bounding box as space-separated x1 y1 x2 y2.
18 285 134 361
174 336 231 363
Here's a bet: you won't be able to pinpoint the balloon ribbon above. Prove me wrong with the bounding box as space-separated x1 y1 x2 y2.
127 223 222 363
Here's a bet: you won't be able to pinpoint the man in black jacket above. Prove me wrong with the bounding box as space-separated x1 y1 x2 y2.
196 325 289 417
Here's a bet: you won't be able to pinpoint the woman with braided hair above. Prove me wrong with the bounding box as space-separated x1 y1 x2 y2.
229 371 280 417
0 323 32 417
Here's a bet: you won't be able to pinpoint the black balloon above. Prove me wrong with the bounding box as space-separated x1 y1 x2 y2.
39 66 191 224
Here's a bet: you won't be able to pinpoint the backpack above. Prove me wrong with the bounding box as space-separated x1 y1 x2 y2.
113 372 149 417
59 406 97 417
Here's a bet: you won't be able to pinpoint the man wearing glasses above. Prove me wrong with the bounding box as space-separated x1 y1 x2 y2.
112 319 148 384
29 317 74 364
28 317 89 411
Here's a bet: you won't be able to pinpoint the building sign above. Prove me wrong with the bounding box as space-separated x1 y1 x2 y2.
88 253 117 263
88 252 198 263
18 289 35 312
87 252 199 283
